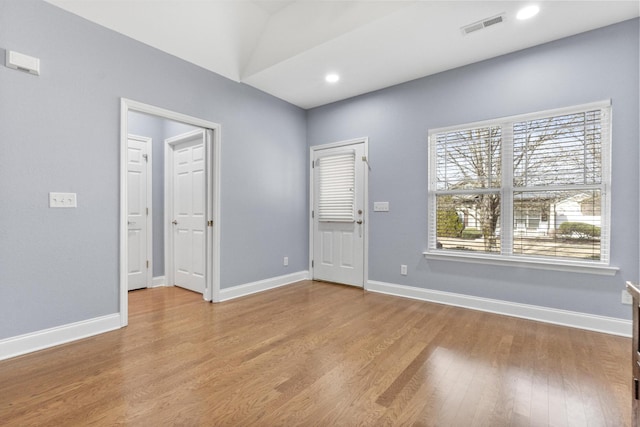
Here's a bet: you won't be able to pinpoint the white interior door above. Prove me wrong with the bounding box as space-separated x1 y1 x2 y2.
312 141 366 287
127 135 152 291
169 131 206 294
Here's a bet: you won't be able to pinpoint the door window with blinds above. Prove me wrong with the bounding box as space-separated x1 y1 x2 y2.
427 101 611 265
317 151 356 222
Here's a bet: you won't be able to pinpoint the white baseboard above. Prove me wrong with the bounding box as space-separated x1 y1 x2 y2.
218 271 309 302
150 276 166 288
366 280 631 337
0 314 121 361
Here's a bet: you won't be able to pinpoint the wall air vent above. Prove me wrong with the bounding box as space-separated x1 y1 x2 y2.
461 13 505 35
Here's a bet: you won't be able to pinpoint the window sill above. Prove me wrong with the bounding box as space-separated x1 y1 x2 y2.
422 251 618 276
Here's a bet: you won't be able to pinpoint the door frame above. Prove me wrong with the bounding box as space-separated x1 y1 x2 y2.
309 137 369 289
120 98 221 327
164 129 209 294
127 134 153 290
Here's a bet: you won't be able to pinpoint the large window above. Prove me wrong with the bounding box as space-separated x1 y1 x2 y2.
427 101 611 267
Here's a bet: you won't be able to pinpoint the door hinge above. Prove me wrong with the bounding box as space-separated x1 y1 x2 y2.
143 153 148 162
312 210 314 218
146 260 149 269
311 260 314 268
146 207 149 215
208 220 213 227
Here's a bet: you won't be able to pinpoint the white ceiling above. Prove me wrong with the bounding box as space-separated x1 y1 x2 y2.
45 1 639 109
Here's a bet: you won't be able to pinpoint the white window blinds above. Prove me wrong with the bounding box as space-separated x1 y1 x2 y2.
317 151 356 222
513 109 606 187
436 126 502 191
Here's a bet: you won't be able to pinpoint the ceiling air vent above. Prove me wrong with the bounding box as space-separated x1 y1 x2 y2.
462 13 505 35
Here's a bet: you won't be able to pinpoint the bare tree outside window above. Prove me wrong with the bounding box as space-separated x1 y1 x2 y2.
436 126 501 252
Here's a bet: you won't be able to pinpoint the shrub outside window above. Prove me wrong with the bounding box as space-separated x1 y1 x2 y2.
427 101 611 266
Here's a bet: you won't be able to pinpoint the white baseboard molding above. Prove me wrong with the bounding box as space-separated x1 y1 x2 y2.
367 280 631 337
219 271 310 302
0 314 121 361
151 276 166 288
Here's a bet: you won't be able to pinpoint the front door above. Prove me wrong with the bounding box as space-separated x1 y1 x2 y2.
312 141 366 287
127 135 151 291
169 131 206 294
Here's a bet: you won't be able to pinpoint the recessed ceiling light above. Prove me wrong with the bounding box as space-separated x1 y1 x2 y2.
325 73 340 83
516 5 539 20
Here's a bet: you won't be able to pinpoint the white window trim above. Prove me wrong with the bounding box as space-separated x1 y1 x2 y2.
425 100 616 275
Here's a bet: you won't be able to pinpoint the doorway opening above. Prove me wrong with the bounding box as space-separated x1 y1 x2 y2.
120 99 221 327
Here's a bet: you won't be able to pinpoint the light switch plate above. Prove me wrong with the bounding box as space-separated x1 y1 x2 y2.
374 201 389 212
49 192 77 208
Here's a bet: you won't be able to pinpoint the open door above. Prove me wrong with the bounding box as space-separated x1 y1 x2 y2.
166 129 207 294
127 135 152 291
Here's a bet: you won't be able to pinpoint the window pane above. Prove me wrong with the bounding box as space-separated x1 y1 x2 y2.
513 110 602 187
436 126 501 190
513 190 601 261
435 194 500 253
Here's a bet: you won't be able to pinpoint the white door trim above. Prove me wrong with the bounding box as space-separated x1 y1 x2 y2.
120 98 221 328
127 133 153 289
309 137 369 289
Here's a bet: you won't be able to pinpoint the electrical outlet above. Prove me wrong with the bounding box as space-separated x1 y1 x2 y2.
283 256 289 267
622 289 633 305
400 264 407 276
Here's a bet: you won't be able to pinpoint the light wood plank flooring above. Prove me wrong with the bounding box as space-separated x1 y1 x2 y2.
0 281 631 426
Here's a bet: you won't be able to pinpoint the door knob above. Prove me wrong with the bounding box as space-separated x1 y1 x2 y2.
172 220 178 225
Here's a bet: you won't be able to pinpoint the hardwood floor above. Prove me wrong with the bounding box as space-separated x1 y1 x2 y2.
0 281 631 426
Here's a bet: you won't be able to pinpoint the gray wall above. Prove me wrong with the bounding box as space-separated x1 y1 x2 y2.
127 111 199 278
0 0 308 339
307 18 639 319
